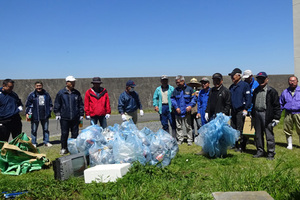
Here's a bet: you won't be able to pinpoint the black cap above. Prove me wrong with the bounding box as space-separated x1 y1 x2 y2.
228 68 242 76
212 73 223 80
91 77 102 84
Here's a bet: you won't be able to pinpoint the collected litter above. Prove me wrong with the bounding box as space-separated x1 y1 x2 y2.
0 133 50 175
194 113 240 157
68 120 178 167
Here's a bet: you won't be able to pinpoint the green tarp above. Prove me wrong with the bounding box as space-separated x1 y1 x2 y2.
0 133 50 175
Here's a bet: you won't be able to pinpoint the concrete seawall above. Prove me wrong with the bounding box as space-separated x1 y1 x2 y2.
5 74 293 114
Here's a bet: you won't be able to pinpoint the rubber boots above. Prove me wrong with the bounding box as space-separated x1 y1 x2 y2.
287 135 293 150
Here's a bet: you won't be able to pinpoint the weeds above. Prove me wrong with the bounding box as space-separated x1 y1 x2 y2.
1 117 300 199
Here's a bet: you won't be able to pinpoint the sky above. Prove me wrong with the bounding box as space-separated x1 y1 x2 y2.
0 0 295 79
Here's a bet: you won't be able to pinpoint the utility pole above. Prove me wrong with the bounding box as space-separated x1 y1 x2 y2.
293 0 300 78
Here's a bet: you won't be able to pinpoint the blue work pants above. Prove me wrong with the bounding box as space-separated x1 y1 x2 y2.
160 105 176 133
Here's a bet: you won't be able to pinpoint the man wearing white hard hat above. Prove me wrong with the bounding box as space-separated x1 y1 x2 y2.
54 75 84 155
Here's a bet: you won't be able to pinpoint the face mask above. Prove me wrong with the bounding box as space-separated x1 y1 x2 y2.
129 88 134 92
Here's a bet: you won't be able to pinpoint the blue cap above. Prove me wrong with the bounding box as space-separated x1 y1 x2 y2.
256 72 268 78
126 80 136 87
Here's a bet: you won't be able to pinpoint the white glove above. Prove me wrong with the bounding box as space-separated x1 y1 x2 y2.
205 113 209 122
86 116 91 120
121 114 127 121
18 106 23 112
140 110 144 117
242 110 248 116
105 114 110 119
56 116 61 120
272 119 280 127
80 116 84 121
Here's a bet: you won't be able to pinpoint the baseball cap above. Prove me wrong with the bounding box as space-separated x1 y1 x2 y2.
212 73 223 80
126 80 136 87
242 70 253 78
161 75 168 80
200 77 210 83
91 77 102 84
228 68 242 76
256 72 268 78
66 76 76 82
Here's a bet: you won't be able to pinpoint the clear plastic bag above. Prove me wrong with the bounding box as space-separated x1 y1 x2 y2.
67 138 78 154
76 125 105 155
89 143 115 167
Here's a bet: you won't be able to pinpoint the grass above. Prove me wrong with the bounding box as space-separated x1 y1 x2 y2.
1 115 300 199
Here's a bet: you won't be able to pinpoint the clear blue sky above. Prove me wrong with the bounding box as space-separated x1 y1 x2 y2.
0 0 294 79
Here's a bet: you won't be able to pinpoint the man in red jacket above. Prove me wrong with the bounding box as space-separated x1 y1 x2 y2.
84 77 111 128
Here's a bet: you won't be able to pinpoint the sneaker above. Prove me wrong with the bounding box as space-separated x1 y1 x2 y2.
177 141 183 145
45 143 52 147
188 142 193 146
60 149 68 155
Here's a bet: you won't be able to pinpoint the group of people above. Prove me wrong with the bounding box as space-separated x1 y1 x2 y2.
0 71 299 159
0 76 144 155
153 69 300 160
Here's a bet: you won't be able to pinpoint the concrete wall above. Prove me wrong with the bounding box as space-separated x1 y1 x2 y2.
4 74 292 114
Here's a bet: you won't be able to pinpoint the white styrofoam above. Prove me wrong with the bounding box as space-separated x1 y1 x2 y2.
84 163 131 183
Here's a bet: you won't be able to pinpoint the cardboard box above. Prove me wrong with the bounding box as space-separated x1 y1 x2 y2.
243 116 255 135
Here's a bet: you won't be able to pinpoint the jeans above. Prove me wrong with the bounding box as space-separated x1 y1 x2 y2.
160 105 176 133
60 119 79 149
90 116 107 128
31 119 50 145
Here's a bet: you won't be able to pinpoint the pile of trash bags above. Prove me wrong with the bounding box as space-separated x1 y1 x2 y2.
194 113 240 158
68 120 178 167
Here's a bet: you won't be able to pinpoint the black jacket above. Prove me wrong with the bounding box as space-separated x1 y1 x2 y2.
252 85 281 124
205 85 231 118
54 87 84 120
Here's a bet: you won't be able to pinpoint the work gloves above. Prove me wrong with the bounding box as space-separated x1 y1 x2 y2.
18 106 23 112
205 113 209 122
86 116 91 120
121 114 127 121
56 116 61 120
105 114 110 119
140 110 144 117
272 119 280 127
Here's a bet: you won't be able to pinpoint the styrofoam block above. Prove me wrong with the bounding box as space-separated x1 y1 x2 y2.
84 163 131 183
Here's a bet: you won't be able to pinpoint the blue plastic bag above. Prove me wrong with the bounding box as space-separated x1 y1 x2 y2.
194 113 240 157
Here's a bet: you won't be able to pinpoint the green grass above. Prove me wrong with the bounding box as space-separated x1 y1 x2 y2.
1 115 300 199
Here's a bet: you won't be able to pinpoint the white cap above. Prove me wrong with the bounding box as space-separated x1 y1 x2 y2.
66 75 76 82
242 70 252 78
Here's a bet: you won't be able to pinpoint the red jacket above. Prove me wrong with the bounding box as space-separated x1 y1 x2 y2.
84 88 111 117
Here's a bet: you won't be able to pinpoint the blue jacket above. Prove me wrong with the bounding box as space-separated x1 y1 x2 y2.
25 89 53 121
53 87 84 120
153 85 174 114
0 87 23 120
197 88 210 125
118 91 142 114
249 78 259 95
171 84 196 117
247 78 259 112
229 80 251 112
